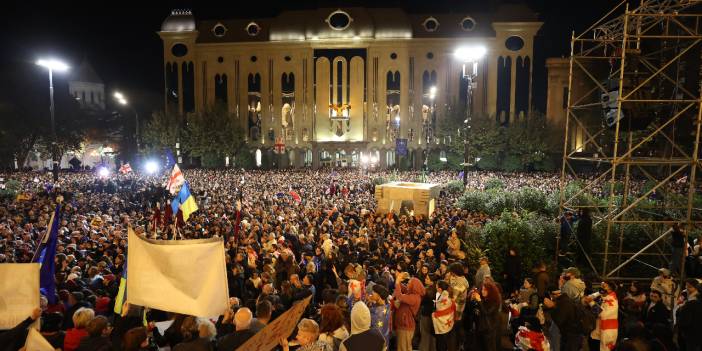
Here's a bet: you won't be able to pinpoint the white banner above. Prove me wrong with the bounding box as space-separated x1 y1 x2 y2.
24 328 54 351
0 263 40 330
127 228 228 317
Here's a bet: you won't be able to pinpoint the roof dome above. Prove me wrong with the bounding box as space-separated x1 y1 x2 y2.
161 9 196 32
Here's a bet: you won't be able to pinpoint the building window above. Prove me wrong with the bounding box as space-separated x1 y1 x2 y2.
562 87 569 109
90 91 94 104
390 53 397 60
505 36 525 51
251 56 258 62
426 52 434 60
171 43 188 57
218 56 224 63
212 23 227 37
326 9 352 31
422 17 440 32
246 22 261 36
460 17 476 31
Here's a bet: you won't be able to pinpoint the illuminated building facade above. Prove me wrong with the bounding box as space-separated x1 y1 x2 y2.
159 6 542 168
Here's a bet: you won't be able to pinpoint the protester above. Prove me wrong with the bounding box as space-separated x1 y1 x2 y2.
340 301 386 351
0 168 683 350
280 318 332 351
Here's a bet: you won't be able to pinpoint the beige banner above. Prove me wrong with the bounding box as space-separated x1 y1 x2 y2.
127 228 228 317
24 328 54 351
0 263 39 330
236 296 312 351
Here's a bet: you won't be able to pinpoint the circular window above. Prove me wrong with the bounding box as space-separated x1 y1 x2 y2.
505 36 525 51
213 23 227 37
460 17 476 31
217 56 224 63
251 56 257 62
246 22 261 36
326 9 353 31
426 52 434 59
284 56 291 62
171 43 188 57
390 53 397 60
422 17 440 32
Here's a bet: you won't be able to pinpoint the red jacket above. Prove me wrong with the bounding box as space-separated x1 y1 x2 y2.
64 328 88 351
393 277 425 331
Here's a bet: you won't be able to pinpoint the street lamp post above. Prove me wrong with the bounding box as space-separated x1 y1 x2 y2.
114 92 140 152
426 86 437 171
454 46 486 187
36 59 69 181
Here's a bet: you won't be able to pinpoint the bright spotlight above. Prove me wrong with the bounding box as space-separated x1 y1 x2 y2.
454 45 487 62
361 155 369 164
144 160 159 174
98 167 110 178
113 92 124 100
395 115 401 123
36 59 70 72
370 155 378 164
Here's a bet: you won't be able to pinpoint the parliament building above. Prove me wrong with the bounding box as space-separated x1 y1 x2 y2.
159 6 542 168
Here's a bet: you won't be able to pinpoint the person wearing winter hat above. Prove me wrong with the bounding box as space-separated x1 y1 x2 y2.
340 301 386 351
367 283 391 346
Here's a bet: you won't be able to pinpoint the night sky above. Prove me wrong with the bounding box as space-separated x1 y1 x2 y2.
0 0 621 114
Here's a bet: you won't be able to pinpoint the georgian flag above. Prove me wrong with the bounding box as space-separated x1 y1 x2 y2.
119 163 133 174
166 164 185 195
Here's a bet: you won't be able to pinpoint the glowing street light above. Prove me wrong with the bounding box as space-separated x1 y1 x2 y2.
36 59 70 72
98 167 110 178
36 57 70 182
144 160 159 174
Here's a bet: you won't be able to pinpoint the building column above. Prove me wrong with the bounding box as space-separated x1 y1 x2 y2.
312 144 320 169
509 55 517 122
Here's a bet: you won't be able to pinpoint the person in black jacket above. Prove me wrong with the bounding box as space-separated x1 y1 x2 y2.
543 287 582 351
675 279 702 351
642 290 670 330
469 280 502 351
0 307 41 351
503 247 522 296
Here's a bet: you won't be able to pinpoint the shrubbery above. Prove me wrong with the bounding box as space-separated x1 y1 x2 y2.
445 180 465 195
484 177 505 190
480 211 557 277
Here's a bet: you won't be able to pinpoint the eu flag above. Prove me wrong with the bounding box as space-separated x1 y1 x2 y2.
34 204 61 304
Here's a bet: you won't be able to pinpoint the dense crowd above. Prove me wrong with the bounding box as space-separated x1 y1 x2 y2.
0 168 700 351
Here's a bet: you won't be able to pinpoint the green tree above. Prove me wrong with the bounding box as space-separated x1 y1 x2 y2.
141 110 182 155
183 103 246 168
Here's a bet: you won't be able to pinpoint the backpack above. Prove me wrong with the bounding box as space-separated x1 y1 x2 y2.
574 302 596 335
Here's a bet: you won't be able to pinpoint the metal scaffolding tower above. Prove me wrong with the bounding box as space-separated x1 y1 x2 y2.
558 0 702 280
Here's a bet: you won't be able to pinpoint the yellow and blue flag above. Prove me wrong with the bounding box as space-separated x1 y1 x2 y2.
171 181 198 221
113 260 127 314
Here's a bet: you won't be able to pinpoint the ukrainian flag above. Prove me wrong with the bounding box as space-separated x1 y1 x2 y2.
113 260 127 314
171 181 199 222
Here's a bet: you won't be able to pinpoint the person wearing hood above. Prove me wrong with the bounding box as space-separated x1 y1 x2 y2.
366 283 391 346
340 301 386 351
393 272 425 351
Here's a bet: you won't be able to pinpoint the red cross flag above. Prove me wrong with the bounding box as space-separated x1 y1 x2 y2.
273 137 286 154
119 163 133 174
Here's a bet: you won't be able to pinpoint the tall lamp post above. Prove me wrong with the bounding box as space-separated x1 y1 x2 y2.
113 92 140 152
36 58 70 181
426 86 437 170
454 46 486 187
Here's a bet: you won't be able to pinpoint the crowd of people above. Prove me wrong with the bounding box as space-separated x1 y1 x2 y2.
0 167 700 351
